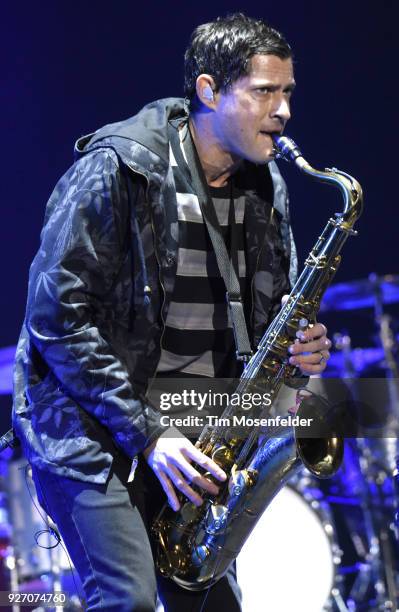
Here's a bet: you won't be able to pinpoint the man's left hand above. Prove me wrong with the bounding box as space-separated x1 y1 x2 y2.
288 322 331 375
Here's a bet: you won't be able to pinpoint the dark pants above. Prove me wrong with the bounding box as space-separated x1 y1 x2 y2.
31 449 241 612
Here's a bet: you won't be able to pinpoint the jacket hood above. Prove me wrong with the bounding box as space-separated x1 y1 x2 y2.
74 97 188 164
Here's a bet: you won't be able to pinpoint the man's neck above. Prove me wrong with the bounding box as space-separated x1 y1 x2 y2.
188 115 242 188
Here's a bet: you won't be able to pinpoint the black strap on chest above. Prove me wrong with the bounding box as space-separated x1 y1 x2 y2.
182 125 253 362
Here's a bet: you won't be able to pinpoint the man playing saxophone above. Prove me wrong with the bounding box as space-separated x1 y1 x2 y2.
13 12 332 611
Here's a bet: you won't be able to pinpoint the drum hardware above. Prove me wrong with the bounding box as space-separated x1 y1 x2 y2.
394 458 399 540
321 274 399 313
319 272 399 609
289 444 399 611
326 343 385 379
366 275 399 585
332 334 357 378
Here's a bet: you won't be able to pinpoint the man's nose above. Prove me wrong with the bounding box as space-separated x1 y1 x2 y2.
271 94 291 123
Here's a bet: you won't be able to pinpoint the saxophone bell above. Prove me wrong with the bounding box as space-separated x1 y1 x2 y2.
294 391 344 479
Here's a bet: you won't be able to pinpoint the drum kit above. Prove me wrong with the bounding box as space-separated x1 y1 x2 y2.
0 274 399 611
239 274 399 611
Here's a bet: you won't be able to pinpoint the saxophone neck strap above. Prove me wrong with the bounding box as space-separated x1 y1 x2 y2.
182 125 253 362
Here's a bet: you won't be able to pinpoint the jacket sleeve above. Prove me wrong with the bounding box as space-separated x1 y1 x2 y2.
25 148 167 459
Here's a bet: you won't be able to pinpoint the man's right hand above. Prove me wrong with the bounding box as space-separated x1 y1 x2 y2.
143 427 227 511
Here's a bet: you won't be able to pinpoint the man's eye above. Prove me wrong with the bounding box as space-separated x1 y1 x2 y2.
256 88 270 93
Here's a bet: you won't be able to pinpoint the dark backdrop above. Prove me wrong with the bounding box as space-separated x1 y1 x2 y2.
2 0 397 351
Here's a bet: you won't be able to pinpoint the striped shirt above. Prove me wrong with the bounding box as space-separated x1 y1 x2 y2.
155 121 251 378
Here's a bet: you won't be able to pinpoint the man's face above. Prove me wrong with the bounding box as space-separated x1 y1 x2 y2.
211 54 295 164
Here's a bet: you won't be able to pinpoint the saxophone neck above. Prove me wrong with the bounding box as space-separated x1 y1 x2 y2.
273 135 363 232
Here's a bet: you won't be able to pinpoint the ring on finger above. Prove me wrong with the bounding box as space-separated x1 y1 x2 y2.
318 351 327 364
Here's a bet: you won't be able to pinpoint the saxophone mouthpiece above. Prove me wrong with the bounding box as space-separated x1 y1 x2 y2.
272 135 303 163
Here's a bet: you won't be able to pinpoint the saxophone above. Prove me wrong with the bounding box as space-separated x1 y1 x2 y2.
152 135 363 590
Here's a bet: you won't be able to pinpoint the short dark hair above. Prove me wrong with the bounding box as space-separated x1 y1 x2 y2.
184 13 292 111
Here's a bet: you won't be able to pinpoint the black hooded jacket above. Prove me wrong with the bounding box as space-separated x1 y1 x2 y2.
12 98 297 483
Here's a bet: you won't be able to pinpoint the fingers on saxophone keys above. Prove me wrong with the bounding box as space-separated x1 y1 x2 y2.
167 464 204 507
155 468 181 511
305 322 327 339
168 466 219 506
295 323 328 343
179 462 221 496
289 337 331 357
187 447 227 482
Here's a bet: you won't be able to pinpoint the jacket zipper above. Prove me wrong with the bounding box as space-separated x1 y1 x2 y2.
150 213 167 353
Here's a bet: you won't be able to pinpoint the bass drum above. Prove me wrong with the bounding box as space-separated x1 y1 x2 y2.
237 483 341 612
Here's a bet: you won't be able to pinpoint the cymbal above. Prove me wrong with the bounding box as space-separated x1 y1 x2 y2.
320 274 399 311
0 346 16 395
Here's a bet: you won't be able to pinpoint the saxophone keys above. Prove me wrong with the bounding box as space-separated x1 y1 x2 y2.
205 504 229 534
228 467 258 497
192 544 210 566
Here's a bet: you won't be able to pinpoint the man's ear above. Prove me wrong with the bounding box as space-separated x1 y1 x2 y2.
195 74 217 109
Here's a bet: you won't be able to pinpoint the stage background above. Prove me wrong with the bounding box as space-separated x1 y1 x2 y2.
1 0 397 423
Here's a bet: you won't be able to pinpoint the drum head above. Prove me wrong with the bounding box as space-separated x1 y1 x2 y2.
237 485 335 612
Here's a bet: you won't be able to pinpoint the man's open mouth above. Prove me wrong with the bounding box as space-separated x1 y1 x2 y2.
260 130 281 137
